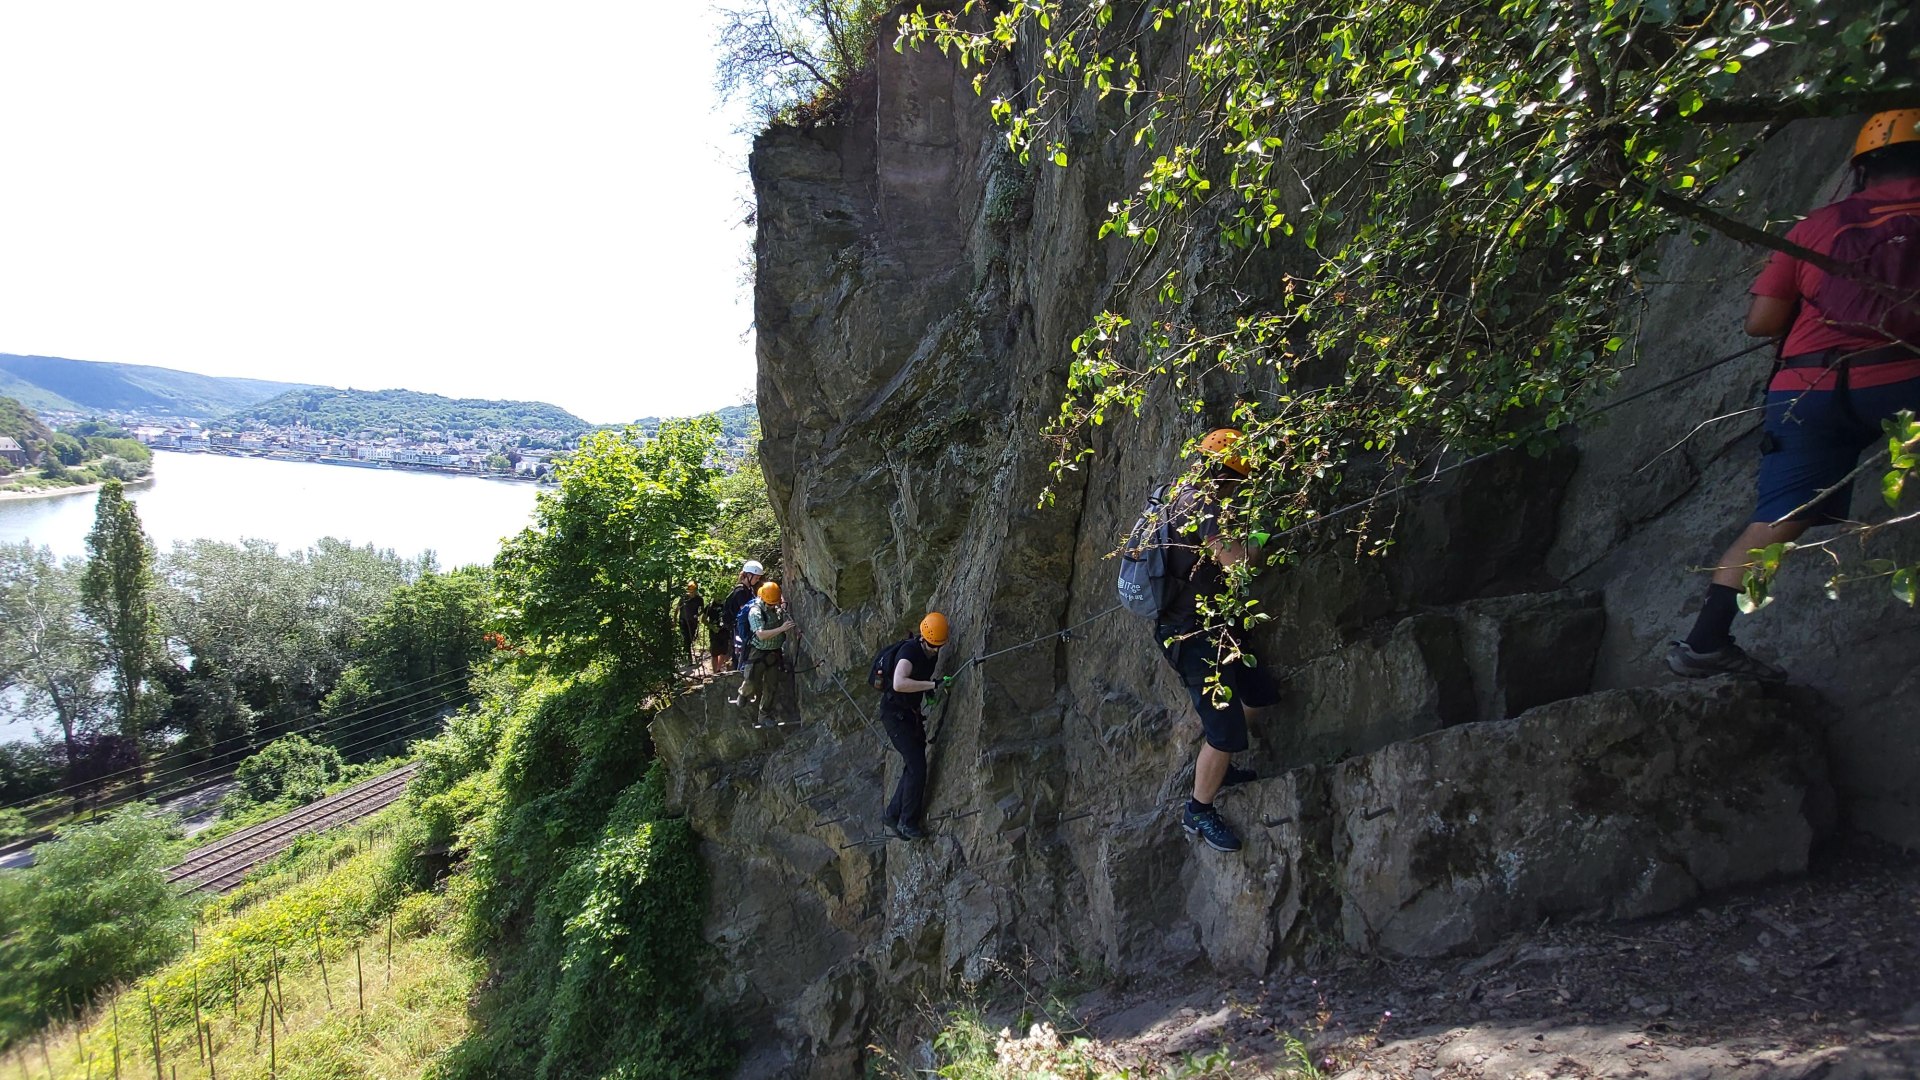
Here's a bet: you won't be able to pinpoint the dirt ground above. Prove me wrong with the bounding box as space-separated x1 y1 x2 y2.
1040 839 1919 1079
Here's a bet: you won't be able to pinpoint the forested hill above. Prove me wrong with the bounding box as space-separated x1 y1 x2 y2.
0 353 312 418
0 396 55 448
632 402 756 440
225 387 592 439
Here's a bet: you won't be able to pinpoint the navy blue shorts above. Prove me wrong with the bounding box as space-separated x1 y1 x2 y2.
1755 378 1920 524
1156 622 1280 753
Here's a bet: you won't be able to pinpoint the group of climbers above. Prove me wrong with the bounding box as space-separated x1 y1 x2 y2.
711 112 1917 856
722 561 799 727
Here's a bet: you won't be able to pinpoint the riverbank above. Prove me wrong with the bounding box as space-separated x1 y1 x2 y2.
0 473 154 503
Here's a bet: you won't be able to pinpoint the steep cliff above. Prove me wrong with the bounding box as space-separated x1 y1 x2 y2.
652 21 1916 1077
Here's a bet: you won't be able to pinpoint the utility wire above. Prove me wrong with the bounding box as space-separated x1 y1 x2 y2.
5 666 478 811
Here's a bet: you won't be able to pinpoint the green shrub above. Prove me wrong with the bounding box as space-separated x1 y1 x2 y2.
0 807 190 1042
229 733 344 812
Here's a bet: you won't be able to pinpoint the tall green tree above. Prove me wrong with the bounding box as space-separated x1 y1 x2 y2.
80 480 161 763
496 419 728 686
0 543 104 780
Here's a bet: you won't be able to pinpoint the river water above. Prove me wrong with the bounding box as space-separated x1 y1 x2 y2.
0 452 542 741
0 450 540 569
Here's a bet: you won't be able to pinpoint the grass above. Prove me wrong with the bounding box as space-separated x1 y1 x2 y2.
4 811 479 1080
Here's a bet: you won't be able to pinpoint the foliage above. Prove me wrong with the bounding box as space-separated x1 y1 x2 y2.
710 429 783 579
716 0 889 124
320 566 494 751
900 0 1916 612
81 480 162 754
229 733 345 809
224 387 589 444
0 807 29 844
0 394 54 449
158 537 420 751
0 806 190 1043
0 542 105 773
394 665 731 1079
496 418 730 682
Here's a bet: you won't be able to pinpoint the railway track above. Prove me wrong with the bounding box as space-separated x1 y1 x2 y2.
166 761 421 893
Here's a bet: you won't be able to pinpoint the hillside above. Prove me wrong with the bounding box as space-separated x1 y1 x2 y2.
224 387 591 440
0 353 311 418
0 397 54 450
632 402 756 441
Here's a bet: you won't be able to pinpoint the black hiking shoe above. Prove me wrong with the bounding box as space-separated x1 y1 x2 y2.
1666 639 1787 682
891 821 927 841
1182 805 1242 852
1220 765 1258 789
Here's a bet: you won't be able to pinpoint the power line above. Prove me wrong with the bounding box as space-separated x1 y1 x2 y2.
5 665 478 811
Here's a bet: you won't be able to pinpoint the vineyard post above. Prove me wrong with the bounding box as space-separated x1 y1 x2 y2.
229 958 238 1020
270 950 287 1031
111 994 121 1080
386 913 393 985
205 1024 216 1080
354 945 365 1013
267 1010 276 1080
36 1034 50 1080
192 970 203 1062
314 930 332 1008
145 992 162 1080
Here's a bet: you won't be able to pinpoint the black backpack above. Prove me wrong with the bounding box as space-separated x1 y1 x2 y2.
867 637 916 696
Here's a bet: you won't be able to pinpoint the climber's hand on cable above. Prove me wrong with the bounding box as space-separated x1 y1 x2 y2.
939 674 955 689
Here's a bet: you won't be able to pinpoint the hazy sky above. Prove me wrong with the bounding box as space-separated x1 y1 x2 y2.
0 2 759 425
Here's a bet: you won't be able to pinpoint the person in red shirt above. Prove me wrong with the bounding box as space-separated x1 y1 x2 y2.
1669 110 1920 680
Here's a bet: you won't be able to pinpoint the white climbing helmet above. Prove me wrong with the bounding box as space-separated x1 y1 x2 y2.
741 560 765 576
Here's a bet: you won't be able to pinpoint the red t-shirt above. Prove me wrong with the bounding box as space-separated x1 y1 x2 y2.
1751 176 1920 391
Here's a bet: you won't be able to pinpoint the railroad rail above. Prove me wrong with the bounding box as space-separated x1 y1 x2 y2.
166 761 421 893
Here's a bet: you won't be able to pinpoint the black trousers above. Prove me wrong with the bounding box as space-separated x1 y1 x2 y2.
880 702 927 827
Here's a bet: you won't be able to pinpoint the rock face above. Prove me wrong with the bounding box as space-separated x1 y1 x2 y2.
650 20 1912 1077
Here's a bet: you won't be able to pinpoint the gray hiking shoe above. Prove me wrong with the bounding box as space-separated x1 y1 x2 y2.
1666 639 1787 682
1182 805 1242 852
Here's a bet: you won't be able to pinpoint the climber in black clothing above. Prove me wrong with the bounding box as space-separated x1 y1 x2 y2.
676 581 703 669
880 612 952 841
1156 428 1281 854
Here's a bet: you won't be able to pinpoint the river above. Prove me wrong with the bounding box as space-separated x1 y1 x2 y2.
0 450 541 569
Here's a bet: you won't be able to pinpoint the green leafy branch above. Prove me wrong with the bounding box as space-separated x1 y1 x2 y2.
899 0 1913 593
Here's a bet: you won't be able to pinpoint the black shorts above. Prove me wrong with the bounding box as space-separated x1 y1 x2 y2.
1157 622 1279 754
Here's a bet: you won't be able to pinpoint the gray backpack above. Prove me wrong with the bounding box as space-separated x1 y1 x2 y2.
1116 483 1174 618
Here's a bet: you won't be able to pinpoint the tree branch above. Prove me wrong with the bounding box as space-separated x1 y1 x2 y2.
1686 86 1920 125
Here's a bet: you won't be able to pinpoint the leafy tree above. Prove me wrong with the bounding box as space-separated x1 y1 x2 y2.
715 0 888 123
80 481 161 765
229 733 344 809
0 543 105 780
496 419 730 684
711 431 782 578
47 433 84 467
901 0 1916 601
158 538 416 748
0 807 189 1041
321 567 494 749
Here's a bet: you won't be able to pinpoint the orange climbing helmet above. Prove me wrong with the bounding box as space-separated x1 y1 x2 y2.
1853 109 1920 162
1196 427 1251 476
756 582 782 605
920 612 950 646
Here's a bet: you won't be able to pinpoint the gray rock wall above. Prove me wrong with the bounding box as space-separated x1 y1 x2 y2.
654 21 1909 1078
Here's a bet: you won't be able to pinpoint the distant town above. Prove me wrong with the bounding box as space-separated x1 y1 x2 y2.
38 408 755 482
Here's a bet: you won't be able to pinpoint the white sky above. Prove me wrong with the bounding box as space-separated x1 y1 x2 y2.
0 2 759 425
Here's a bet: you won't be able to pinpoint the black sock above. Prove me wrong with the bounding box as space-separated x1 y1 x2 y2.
1684 583 1741 654
1187 798 1211 816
